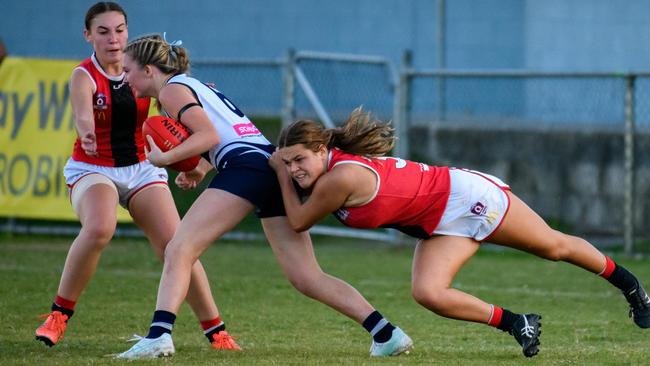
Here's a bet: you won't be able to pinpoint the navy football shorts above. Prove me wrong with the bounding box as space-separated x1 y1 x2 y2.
207 143 286 218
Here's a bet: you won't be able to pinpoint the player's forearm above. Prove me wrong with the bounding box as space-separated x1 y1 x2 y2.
166 130 218 165
277 173 312 232
73 116 94 137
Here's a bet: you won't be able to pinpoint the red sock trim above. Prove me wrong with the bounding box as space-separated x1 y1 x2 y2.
488 305 503 327
54 295 76 310
600 256 616 279
200 316 223 330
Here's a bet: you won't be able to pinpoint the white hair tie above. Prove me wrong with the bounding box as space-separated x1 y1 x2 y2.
162 32 183 47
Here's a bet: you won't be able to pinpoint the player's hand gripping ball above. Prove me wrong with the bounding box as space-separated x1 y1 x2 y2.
142 115 200 172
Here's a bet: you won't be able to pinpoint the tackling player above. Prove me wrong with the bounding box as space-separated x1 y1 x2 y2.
269 107 650 358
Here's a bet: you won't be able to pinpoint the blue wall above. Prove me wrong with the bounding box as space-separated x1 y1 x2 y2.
5 0 650 69
525 0 650 72
1 0 438 67
447 0 524 69
2 0 650 124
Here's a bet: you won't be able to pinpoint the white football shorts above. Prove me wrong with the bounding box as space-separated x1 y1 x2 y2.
63 158 169 211
433 168 510 241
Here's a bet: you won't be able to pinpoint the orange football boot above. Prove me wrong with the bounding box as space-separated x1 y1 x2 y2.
210 330 242 350
35 311 68 347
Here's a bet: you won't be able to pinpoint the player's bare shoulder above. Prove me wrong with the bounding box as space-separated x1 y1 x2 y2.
328 163 376 207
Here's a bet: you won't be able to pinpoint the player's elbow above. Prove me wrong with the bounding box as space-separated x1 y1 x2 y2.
195 133 219 155
205 129 220 148
289 218 312 233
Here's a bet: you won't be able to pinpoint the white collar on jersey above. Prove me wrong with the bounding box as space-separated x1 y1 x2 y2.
91 53 125 82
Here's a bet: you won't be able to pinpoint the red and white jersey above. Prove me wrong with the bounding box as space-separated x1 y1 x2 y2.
329 148 451 239
71 54 151 167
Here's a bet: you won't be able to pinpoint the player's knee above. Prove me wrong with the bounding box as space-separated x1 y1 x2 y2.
162 240 178 256
287 277 311 296
412 286 449 314
163 239 201 266
80 222 115 249
538 233 573 261
286 271 321 297
162 240 184 262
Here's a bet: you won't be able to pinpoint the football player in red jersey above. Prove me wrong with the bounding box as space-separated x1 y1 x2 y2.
270 107 650 358
35 1 240 351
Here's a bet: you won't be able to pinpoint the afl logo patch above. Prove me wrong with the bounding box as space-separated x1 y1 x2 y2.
335 209 350 221
470 201 487 215
95 93 108 110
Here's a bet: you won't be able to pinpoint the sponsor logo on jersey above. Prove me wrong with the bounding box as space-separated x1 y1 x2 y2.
112 80 126 90
94 110 106 121
233 122 261 136
95 93 108 110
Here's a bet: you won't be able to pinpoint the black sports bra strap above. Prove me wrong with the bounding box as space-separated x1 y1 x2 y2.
176 102 201 122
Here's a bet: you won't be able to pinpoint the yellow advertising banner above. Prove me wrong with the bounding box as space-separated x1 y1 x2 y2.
0 56 132 222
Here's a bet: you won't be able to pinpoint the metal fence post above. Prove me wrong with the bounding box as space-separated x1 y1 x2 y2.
282 48 296 128
623 74 636 257
7 217 15 236
437 0 447 122
395 50 412 159
393 57 403 158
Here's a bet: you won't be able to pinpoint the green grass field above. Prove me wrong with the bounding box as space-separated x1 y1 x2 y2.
0 234 648 365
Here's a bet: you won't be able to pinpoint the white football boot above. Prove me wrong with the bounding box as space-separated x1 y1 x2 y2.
369 327 413 356
115 333 175 359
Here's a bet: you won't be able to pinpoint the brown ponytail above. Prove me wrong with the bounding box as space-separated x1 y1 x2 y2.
278 107 395 157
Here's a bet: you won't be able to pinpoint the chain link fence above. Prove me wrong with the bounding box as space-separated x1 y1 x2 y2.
180 52 400 242
4 52 650 254
191 54 650 253
284 50 400 241
398 69 650 255
289 50 397 124
192 59 285 118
